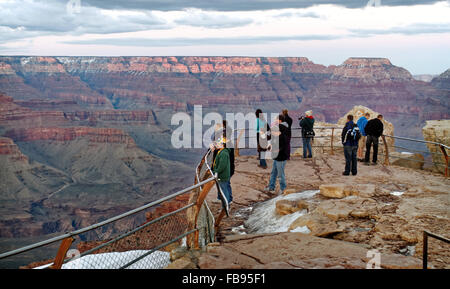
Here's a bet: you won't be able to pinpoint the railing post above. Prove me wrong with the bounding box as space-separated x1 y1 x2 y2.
49 237 74 269
193 180 215 249
423 231 428 269
235 129 245 157
382 135 389 166
330 128 334 155
214 208 227 237
438 144 448 177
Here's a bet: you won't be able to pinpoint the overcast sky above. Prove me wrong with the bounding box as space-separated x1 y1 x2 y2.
1 0 449 74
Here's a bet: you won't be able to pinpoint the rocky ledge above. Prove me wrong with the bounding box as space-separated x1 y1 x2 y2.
169 152 449 269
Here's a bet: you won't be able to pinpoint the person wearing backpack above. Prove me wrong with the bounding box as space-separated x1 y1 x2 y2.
299 110 315 158
341 114 360 176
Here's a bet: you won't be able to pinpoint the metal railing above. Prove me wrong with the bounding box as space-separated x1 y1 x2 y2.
194 148 221 247
235 125 449 176
423 231 450 269
0 176 216 269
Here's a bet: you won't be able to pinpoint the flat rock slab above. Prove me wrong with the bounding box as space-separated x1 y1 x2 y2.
198 232 422 269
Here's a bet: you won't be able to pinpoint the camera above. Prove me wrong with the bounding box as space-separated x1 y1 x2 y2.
298 115 304 120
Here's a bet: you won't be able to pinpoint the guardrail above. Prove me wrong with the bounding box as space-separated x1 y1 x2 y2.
235 126 449 176
0 176 216 269
191 148 231 247
423 231 450 269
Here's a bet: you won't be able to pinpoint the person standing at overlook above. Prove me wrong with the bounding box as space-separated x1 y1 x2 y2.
256 109 270 169
299 110 315 159
282 109 293 160
210 138 233 205
342 115 360 176
364 114 384 165
356 112 370 161
264 114 289 194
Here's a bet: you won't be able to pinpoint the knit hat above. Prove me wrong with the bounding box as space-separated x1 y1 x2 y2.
305 110 312 117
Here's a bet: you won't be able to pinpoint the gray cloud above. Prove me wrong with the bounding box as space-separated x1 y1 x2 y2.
1 0 448 47
174 13 253 29
81 0 443 11
63 34 344 47
351 23 450 36
0 0 170 43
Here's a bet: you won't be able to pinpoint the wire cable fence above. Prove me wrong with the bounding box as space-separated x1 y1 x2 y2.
0 176 217 269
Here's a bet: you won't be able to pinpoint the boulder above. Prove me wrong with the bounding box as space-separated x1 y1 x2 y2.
390 152 424 170
170 246 188 261
320 183 376 199
289 212 343 237
316 197 378 221
337 106 394 137
275 199 308 215
319 184 347 199
422 120 449 175
337 105 395 151
165 256 197 269
349 184 377 198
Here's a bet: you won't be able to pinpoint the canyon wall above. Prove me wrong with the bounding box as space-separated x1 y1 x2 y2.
0 55 448 241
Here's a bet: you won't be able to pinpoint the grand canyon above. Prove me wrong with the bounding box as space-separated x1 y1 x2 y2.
0 56 449 264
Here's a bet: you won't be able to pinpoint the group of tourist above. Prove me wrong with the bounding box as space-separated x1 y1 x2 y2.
342 113 385 176
208 108 385 205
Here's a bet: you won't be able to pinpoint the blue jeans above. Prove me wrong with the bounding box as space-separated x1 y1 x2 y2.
302 137 312 158
344 145 358 175
259 151 267 167
268 160 287 191
217 181 233 203
365 135 379 163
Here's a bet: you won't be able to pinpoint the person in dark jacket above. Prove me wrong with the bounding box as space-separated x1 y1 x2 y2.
342 115 359 176
264 114 289 194
364 114 384 165
299 110 314 158
282 109 293 160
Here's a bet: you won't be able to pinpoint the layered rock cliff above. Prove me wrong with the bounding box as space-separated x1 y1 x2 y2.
5 127 136 146
2 56 447 140
431 69 450 90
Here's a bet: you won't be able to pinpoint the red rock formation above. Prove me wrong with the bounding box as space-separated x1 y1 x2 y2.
0 93 69 128
5 127 136 146
0 137 28 162
1 56 448 138
64 110 157 124
0 57 112 107
331 57 413 82
14 99 80 110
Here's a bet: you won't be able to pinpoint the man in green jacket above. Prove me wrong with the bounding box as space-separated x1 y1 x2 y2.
210 137 233 204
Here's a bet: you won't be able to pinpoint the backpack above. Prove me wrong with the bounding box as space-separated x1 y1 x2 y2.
229 148 235 177
345 124 361 143
304 129 315 138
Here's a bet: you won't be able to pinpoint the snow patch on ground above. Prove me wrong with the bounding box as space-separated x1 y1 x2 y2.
35 250 170 269
245 190 319 234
